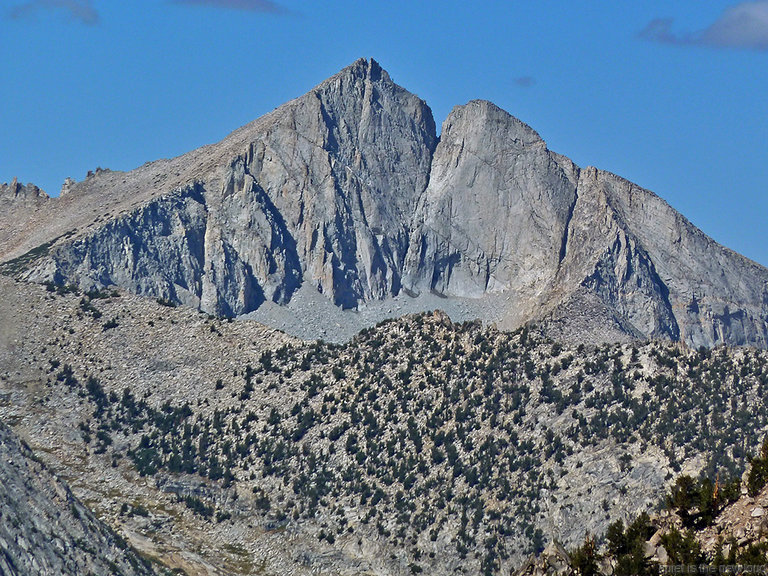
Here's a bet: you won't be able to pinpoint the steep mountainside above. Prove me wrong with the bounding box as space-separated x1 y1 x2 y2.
0 421 159 576
2 59 436 317
402 100 579 312
552 168 768 348
2 58 767 348
2 276 768 574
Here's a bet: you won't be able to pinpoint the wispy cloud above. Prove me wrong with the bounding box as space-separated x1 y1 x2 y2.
7 0 98 25
171 0 286 13
640 1 768 51
514 76 535 88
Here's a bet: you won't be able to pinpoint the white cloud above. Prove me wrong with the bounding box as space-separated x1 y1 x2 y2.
640 2 768 51
171 0 285 13
8 0 98 25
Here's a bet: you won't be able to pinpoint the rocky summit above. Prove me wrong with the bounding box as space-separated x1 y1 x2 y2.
2 58 767 348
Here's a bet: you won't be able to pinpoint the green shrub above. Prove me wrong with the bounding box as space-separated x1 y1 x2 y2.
748 437 768 497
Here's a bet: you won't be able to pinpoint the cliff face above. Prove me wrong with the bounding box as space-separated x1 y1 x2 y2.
221 58 437 309
403 100 579 301
553 168 768 348
4 58 768 347
399 99 768 348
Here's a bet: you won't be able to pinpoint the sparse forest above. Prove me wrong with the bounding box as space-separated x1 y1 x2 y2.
40 298 768 575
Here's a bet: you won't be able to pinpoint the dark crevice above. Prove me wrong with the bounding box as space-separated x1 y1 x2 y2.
646 256 681 341
558 184 579 266
241 164 303 306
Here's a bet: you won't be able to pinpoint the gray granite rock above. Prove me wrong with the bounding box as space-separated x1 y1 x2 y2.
403 100 579 304
5 59 768 348
21 58 436 315
0 177 49 206
0 421 157 576
554 167 768 348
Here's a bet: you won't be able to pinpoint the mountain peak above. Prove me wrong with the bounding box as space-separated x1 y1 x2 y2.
337 57 389 83
444 99 545 147
3 60 768 349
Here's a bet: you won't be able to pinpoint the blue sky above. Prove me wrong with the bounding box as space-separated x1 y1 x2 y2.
1 1 767 265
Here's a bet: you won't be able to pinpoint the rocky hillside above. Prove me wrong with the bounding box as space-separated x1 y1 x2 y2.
0 420 159 576
518 456 768 576
2 276 768 574
1 59 767 348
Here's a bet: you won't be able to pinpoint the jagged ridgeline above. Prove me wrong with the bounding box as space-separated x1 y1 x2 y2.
2 58 768 348
5 278 768 575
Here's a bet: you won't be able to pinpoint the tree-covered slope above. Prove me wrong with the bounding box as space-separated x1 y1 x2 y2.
2 277 768 574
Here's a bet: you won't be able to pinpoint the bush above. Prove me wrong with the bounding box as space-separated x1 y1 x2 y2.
748 437 768 497
660 527 703 566
571 534 599 576
667 475 696 525
605 515 655 576
182 495 214 518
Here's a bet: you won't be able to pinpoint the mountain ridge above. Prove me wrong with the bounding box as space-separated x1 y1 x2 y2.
2 58 767 348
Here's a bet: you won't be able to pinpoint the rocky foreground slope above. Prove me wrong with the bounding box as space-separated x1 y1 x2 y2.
0 421 159 576
2 59 767 348
2 276 768 574
518 460 768 576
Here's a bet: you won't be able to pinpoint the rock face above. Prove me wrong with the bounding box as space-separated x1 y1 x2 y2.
554 168 768 348
15 59 436 316
403 100 580 316
3 58 768 347
0 421 156 576
221 58 437 310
